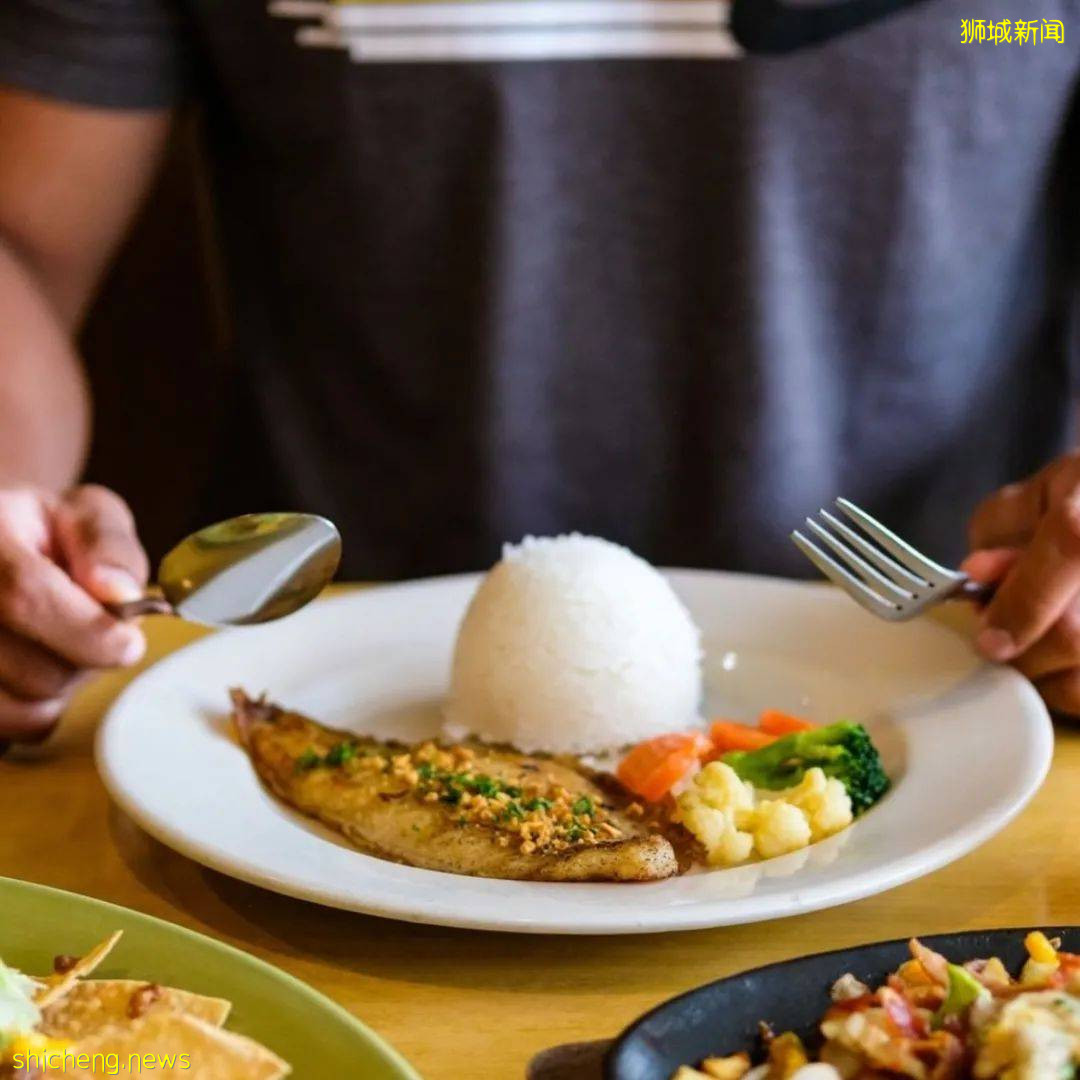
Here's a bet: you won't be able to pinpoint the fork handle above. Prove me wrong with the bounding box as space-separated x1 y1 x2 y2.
955 579 997 605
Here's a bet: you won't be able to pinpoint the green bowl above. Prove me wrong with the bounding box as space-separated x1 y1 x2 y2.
0 876 421 1079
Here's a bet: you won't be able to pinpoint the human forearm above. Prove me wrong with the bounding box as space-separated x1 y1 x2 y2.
0 240 150 744
0 89 169 740
0 234 90 489
0 87 171 491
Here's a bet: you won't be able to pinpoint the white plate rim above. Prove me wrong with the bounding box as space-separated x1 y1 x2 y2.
96 571 1055 935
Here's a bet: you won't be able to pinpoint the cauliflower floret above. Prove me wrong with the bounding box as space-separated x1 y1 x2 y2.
712 820 754 865
675 762 847 866
775 767 853 840
694 761 756 818
678 788 754 866
773 765 826 807
677 763 755 866
751 799 812 859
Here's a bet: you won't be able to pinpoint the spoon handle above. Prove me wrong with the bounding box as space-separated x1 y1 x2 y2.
105 591 175 619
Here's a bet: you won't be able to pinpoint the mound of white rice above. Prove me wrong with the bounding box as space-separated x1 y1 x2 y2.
444 534 703 755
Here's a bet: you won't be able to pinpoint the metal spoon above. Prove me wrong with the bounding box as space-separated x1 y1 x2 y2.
0 513 341 759
106 512 342 626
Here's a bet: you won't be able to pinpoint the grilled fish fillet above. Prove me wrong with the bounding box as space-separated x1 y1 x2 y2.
231 690 678 882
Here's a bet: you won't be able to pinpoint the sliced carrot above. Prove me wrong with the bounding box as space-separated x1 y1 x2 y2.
688 730 713 757
758 709 815 736
709 720 778 753
616 732 707 802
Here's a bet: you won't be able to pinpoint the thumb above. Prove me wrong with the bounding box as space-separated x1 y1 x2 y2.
54 486 150 606
959 546 1021 586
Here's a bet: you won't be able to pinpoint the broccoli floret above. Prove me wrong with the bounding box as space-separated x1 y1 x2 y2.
722 721 889 815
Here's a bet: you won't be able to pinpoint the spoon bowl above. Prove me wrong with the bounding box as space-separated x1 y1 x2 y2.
110 513 342 626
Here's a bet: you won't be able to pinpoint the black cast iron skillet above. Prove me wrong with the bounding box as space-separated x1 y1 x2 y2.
605 926 1080 1079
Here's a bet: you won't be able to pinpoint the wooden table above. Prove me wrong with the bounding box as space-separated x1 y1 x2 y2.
2 604 1077 1080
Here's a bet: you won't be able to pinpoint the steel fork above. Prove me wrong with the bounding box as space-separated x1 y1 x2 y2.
791 498 993 622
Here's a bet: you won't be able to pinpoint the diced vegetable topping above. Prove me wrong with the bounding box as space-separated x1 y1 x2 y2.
1028 932 1061 968
934 964 990 1026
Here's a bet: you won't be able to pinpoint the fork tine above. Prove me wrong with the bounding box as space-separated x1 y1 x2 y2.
835 498 957 585
804 518 914 603
791 530 900 618
817 509 928 590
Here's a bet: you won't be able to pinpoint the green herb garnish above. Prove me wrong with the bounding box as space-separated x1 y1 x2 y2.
464 774 500 797
324 741 357 767
294 749 321 773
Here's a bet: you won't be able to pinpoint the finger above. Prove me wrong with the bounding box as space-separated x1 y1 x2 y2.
968 480 1044 551
0 626 80 700
55 485 149 605
959 547 1020 585
1011 601 1080 681
1034 669 1080 719
0 547 145 668
0 688 65 742
976 494 1080 661
0 486 61 554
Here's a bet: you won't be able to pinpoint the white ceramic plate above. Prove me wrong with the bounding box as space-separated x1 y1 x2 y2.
97 571 1053 935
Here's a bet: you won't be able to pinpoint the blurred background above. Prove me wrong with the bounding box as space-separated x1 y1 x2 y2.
80 112 226 564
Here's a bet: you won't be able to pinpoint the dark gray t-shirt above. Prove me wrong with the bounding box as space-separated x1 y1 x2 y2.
1 0 1078 578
